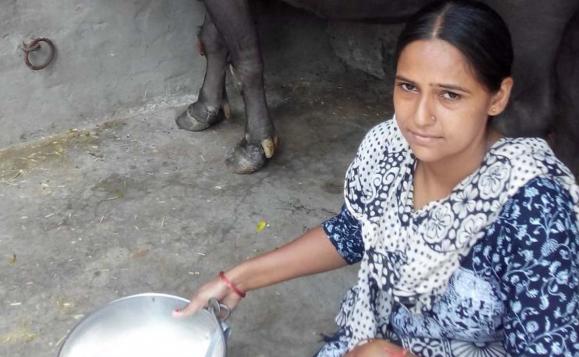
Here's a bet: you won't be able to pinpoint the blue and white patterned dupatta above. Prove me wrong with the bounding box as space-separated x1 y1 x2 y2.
320 117 579 355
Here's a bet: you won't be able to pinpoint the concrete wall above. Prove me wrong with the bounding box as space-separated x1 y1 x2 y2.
328 22 403 80
0 0 206 147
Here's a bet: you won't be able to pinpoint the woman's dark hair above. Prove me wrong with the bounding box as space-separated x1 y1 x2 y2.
394 0 513 92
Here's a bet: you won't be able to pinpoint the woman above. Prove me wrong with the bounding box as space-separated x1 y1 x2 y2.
175 1 579 355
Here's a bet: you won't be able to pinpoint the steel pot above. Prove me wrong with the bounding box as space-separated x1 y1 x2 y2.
57 293 230 357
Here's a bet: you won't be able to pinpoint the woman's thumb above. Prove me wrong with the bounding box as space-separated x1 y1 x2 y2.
172 300 203 318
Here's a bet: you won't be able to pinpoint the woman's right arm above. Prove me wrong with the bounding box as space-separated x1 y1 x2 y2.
495 177 578 355
174 225 349 317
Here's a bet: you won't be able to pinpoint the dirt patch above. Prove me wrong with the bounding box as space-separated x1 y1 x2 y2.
0 119 129 182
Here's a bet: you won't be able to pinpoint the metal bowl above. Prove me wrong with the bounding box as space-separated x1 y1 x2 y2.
57 293 229 357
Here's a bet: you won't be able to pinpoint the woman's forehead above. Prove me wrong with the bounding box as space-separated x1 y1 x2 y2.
396 39 479 86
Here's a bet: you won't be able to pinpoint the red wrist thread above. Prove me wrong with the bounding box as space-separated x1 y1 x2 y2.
218 271 246 298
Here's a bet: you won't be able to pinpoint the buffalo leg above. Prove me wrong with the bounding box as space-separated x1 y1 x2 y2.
202 0 277 174
176 14 230 132
554 10 579 175
490 0 579 137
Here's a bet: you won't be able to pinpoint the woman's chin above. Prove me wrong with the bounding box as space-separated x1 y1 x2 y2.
409 145 446 163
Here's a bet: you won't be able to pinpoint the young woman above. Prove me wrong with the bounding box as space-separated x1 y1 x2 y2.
175 1 579 356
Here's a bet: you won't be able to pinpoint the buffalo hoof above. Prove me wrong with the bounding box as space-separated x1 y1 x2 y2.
176 101 230 132
225 140 266 174
225 136 279 174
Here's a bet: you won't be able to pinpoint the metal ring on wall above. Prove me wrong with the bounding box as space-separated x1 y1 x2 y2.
23 38 56 70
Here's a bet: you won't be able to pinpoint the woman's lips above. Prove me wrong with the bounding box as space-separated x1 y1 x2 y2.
408 130 443 145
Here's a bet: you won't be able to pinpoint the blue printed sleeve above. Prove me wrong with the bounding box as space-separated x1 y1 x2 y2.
322 205 364 264
494 177 579 356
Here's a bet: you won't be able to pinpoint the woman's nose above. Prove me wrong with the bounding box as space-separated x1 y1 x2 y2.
414 96 435 127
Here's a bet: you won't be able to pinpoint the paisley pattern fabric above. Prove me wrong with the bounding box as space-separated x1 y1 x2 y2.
324 205 364 264
317 118 579 356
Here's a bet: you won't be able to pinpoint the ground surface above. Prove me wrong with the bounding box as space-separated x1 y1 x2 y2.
0 48 394 356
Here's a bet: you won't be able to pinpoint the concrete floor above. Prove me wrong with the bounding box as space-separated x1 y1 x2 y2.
0 45 394 356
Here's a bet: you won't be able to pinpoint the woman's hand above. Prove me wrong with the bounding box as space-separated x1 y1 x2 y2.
172 272 243 318
172 226 347 318
345 339 415 357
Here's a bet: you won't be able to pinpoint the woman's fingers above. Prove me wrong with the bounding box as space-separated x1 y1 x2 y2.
220 294 242 314
173 292 240 319
172 296 206 318
172 276 241 318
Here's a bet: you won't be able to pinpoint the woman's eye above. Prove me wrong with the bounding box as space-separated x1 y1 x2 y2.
442 91 461 101
399 82 417 92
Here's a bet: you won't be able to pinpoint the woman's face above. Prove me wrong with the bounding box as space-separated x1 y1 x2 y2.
394 39 510 165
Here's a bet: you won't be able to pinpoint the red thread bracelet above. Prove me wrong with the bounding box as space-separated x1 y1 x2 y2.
218 271 246 298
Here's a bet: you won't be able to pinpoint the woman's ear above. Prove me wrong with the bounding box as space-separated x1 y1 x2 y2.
488 77 513 116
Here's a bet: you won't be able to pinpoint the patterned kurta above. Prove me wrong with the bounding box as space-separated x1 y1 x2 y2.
317 119 579 356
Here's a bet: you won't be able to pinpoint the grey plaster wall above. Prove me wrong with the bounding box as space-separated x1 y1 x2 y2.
328 22 403 80
0 0 206 147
